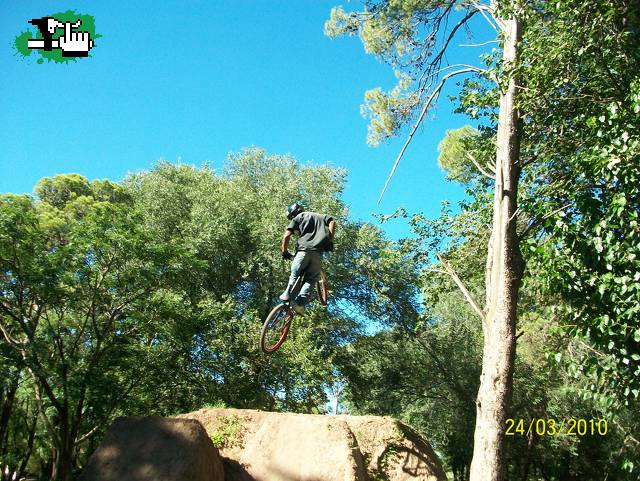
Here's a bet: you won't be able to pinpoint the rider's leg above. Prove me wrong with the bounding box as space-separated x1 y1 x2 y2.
294 251 321 309
280 251 309 301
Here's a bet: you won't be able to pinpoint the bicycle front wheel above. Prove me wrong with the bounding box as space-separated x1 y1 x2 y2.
260 304 293 353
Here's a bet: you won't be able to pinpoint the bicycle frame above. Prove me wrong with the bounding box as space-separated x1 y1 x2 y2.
259 269 327 353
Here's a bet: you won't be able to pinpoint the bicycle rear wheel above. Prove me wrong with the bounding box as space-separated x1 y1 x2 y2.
316 271 328 306
260 304 293 353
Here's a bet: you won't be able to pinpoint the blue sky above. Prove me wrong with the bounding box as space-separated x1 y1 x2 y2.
1 1 494 239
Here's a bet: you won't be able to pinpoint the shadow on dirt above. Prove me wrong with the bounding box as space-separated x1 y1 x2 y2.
78 417 223 481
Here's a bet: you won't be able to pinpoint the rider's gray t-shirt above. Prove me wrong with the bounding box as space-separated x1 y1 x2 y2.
288 212 333 251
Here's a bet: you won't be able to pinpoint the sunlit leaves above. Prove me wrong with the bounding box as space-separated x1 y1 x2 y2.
363 87 420 146
326 0 479 146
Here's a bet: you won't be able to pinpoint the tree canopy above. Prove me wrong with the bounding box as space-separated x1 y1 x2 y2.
2 1 639 479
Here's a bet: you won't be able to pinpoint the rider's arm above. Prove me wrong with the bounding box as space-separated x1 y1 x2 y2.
328 220 336 241
281 228 293 253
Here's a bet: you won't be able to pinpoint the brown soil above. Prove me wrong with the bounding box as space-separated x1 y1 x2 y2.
339 414 447 481
79 410 447 481
179 408 447 481
78 417 224 481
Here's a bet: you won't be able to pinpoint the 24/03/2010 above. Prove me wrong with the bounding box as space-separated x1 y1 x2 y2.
505 418 608 436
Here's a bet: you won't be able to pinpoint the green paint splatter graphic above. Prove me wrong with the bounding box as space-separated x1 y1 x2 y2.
13 10 100 64
13 31 32 58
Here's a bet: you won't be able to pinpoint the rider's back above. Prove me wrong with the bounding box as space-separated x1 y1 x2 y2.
289 211 332 252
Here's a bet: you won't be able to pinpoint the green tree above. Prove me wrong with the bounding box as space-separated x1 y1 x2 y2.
0 151 460 479
513 1 640 471
327 1 526 477
0 178 178 481
126 149 420 413
339 304 481 480
517 0 640 407
327 0 640 477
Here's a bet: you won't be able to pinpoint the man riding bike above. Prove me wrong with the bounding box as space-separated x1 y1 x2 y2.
280 203 335 315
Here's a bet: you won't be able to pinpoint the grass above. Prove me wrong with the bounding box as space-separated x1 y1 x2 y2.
208 415 244 449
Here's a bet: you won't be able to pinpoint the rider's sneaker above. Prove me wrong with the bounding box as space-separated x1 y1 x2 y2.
293 304 305 315
279 292 290 302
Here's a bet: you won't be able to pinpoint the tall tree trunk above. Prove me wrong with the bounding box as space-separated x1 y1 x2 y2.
0 374 19 454
51 405 74 481
521 430 536 481
56 442 75 481
50 447 58 481
469 12 524 481
52 436 75 481
16 413 38 480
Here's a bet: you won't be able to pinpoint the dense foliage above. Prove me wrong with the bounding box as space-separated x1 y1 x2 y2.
0 150 418 480
327 0 639 479
2 0 639 479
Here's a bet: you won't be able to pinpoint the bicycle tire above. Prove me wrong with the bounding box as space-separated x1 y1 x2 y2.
260 303 293 353
316 271 328 306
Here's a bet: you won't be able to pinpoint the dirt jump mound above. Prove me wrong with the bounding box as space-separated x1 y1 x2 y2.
80 409 447 481
78 417 224 481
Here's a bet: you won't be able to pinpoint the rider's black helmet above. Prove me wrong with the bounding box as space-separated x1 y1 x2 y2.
286 202 304 220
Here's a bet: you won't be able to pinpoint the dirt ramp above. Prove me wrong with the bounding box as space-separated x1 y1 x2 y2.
240 413 366 481
340 415 446 481
78 417 224 481
180 408 446 481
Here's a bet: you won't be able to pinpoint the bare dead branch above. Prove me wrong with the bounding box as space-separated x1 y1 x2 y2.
414 3 457 82
613 420 640 446
576 339 607 358
466 0 504 31
378 67 480 203
508 207 520 223
459 39 500 47
427 268 449 276
437 63 489 75
436 253 485 321
75 424 101 446
467 152 496 179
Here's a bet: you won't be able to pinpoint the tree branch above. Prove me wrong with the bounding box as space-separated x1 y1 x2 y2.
459 39 499 47
26 367 61 446
429 9 479 72
0 319 25 348
508 207 520 223
436 253 485 321
414 3 456 82
427 268 449 276
519 203 572 240
75 424 101 446
0 302 31 337
613 420 640 446
466 0 504 31
576 339 607 358
437 63 489 75
467 152 496 179
411 335 476 402
378 67 480 203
